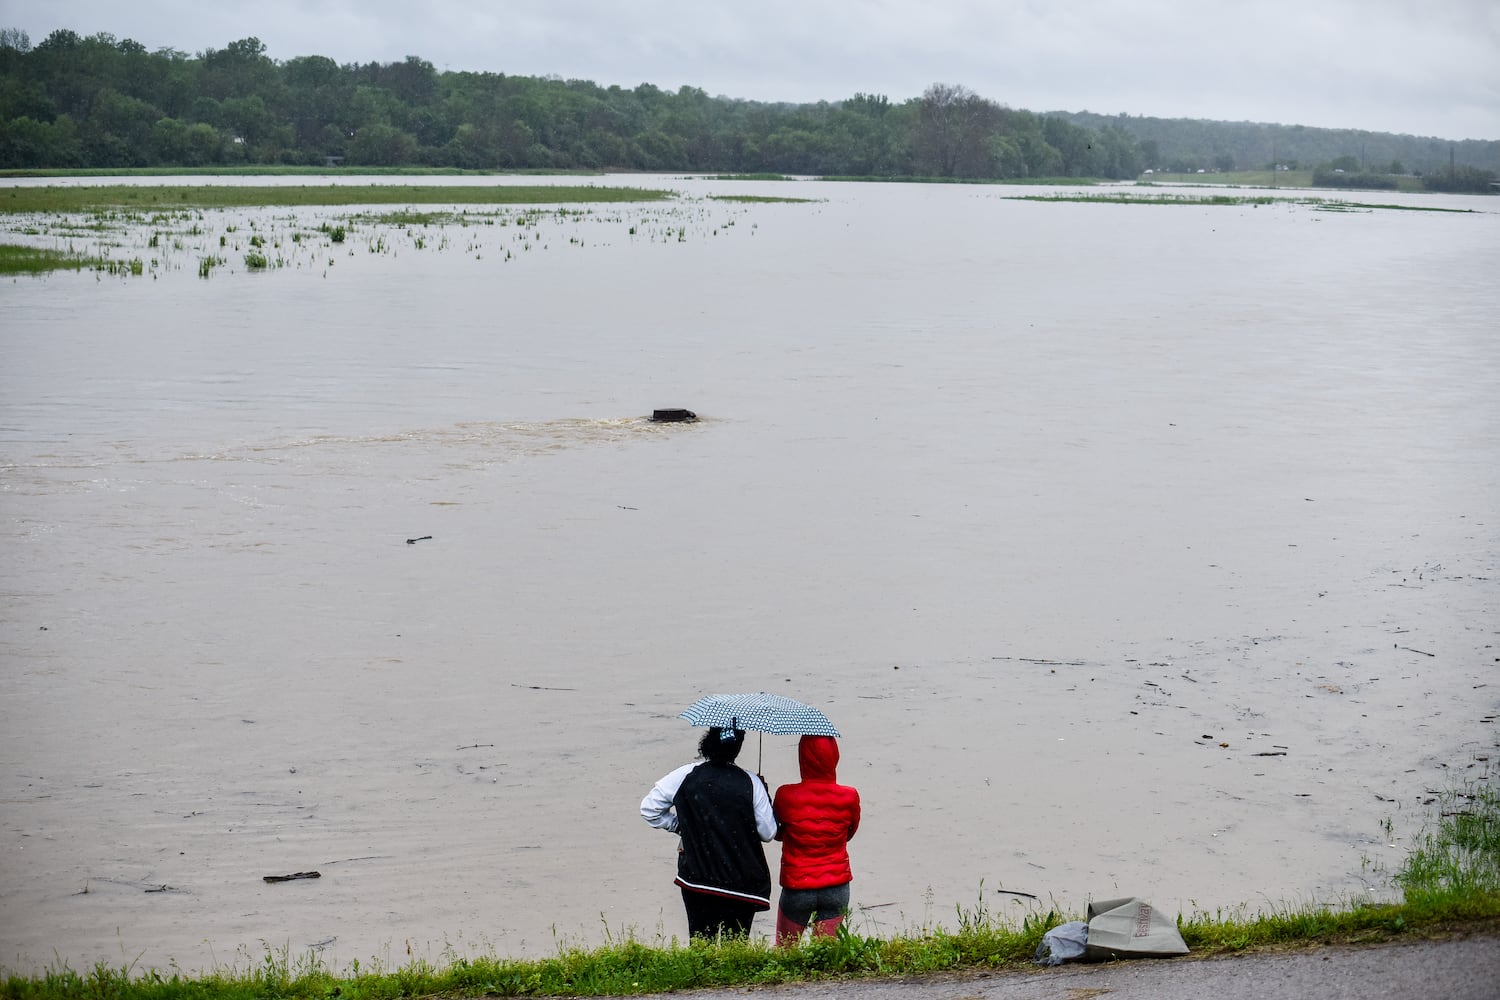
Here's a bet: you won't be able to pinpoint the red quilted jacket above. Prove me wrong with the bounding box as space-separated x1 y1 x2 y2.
773 735 861 889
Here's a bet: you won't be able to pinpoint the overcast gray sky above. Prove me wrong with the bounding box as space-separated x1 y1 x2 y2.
5 0 1497 140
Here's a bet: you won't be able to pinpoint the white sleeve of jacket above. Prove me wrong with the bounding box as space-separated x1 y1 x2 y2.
640 761 698 833
751 771 777 842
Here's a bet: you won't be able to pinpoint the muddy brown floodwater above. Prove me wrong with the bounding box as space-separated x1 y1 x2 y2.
1 176 1497 975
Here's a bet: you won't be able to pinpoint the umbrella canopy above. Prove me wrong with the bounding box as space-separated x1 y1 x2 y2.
678 693 840 737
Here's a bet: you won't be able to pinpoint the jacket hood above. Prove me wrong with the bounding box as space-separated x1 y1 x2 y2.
798 735 840 781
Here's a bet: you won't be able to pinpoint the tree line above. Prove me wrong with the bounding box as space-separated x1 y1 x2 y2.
0 30 1141 179
1055 111 1500 182
1 28 1495 192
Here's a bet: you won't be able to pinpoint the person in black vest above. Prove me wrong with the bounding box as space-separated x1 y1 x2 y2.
641 726 778 938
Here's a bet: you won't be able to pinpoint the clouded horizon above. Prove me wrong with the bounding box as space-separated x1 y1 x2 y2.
5 0 1497 141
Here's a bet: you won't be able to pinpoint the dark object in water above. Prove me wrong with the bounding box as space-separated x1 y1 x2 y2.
263 871 321 883
406 535 433 544
652 408 698 423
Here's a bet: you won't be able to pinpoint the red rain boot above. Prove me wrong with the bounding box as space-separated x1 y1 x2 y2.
812 914 844 938
776 908 806 947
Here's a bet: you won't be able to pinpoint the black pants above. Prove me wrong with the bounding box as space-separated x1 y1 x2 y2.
681 888 758 939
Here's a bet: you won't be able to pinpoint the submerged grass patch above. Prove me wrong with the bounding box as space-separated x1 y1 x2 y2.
1006 192 1475 213
1141 170 1428 193
0 242 145 276
0 243 96 274
0 196 771 279
1398 780 1500 902
707 194 817 204
352 210 466 227
820 174 1105 185
0 185 674 215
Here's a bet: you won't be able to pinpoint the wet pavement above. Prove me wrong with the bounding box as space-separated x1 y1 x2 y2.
651 932 1500 999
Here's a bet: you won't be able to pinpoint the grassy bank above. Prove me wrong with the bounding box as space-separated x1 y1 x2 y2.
1140 169 1428 193
820 174 1106 185
1006 191 1474 213
3 772 1495 999
1145 169 1315 188
0 167 607 180
2 894 1494 1000
0 185 673 215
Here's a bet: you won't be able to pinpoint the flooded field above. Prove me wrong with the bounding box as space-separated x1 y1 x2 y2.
2 176 1497 975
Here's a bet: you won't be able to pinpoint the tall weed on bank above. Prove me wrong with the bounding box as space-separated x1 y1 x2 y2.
1398 780 1500 904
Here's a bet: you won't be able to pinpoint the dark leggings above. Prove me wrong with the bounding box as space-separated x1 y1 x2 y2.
778 882 852 926
681 888 759 939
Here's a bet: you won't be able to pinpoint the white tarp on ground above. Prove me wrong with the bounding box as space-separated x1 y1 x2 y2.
1083 897 1190 960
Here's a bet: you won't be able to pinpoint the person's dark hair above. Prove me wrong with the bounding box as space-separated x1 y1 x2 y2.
698 726 745 764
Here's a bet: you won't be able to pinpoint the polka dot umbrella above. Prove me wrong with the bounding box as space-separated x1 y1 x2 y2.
679 692 840 771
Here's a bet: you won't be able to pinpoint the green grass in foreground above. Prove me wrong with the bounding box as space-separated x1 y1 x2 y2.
3 774 1495 998
0 185 673 215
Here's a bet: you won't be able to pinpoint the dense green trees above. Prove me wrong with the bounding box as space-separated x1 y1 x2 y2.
1056 110 1499 177
1420 165 1499 193
0 28 1150 177
2 27 1494 184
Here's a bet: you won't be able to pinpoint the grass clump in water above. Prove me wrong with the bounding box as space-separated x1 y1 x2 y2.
819 175 1103 185
1397 780 1500 906
0 243 98 275
708 194 816 204
0 243 151 277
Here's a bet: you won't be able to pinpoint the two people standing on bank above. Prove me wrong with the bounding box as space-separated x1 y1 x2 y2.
640 728 860 943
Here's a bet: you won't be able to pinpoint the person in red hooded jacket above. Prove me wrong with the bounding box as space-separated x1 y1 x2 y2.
771 734 861 945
